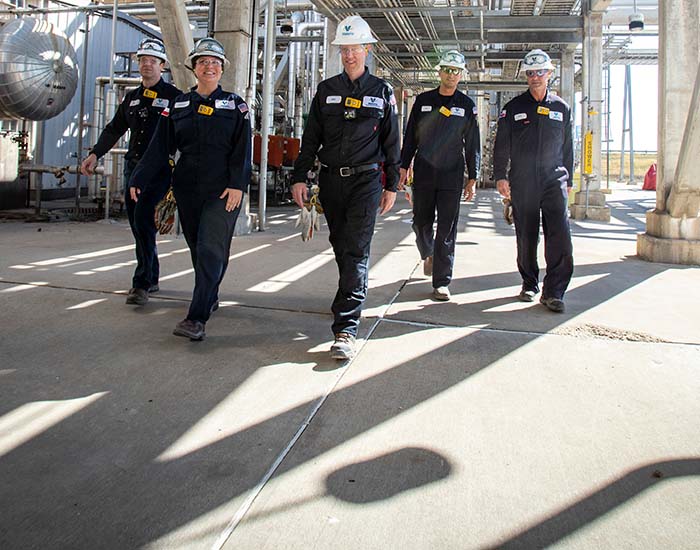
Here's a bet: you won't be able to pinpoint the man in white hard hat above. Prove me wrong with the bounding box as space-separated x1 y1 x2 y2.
291 15 400 360
81 37 181 306
493 48 574 313
398 50 480 302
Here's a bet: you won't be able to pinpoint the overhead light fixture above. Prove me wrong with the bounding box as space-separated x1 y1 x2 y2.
629 0 644 31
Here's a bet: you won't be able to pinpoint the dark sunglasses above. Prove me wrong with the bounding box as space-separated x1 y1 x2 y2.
525 69 549 77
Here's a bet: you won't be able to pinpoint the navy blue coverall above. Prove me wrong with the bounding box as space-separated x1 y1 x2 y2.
293 68 400 337
90 78 181 291
400 88 480 288
130 86 252 324
493 89 574 300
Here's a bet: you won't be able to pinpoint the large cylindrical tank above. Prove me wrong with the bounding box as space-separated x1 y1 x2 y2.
0 17 79 121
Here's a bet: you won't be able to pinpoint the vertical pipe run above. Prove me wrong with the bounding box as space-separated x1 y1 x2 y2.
627 64 635 184
109 0 118 90
259 0 276 231
620 65 628 182
75 13 91 214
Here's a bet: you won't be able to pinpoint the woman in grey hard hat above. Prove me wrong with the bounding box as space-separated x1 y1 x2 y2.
129 37 251 341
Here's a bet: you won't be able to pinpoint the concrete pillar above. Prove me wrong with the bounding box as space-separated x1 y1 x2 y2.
637 0 700 265
213 0 256 234
570 9 611 222
560 47 575 108
152 0 196 90
213 0 252 95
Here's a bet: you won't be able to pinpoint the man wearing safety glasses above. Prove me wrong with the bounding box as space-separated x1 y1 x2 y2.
493 49 574 313
398 50 480 302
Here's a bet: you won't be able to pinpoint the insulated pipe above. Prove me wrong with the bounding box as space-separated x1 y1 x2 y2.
20 164 105 175
91 80 104 198
75 13 90 214
247 0 260 131
321 16 328 81
259 0 276 231
109 0 118 89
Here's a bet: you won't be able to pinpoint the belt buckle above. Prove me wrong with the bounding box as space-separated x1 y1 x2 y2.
339 166 352 177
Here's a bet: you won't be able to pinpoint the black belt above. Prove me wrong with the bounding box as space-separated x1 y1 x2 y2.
320 163 380 177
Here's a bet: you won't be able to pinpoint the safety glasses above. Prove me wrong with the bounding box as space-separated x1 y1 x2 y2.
340 46 366 56
440 67 462 75
525 69 549 77
196 58 223 67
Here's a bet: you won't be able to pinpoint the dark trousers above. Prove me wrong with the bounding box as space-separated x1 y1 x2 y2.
411 183 462 288
123 161 169 290
511 179 574 300
174 190 241 323
319 170 383 337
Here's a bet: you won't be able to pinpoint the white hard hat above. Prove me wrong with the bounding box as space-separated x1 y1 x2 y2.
332 15 377 45
434 50 466 71
521 49 555 72
136 37 167 63
185 37 229 69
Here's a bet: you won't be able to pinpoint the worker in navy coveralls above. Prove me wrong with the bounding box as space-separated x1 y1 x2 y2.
129 38 252 340
291 15 401 360
493 49 574 313
81 38 181 306
398 50 480 302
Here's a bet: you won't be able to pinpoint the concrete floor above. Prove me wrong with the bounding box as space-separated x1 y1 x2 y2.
0 187 698 549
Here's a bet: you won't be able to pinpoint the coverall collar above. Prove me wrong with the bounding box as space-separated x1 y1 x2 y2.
527 88 551 104
341 66 371 91
189 84 224 99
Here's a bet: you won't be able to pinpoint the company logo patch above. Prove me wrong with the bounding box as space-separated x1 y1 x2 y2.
421 105 432 112
326 95 342 104
549 110 563 122
362 96 384 109
152 98 169 108
514 113 527 121
215 99 236 110
450 107 465 117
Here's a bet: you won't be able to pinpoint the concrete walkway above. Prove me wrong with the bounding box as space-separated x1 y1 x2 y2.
1 187 698 549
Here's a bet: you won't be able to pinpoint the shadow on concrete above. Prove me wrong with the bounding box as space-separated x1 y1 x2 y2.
325 447 452 504
0 189 690 548
489 458 700 549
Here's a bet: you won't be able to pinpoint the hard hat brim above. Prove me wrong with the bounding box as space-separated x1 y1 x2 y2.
520 61 555 72
331 36 377 45
136 50 168 63
435 63 466 71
